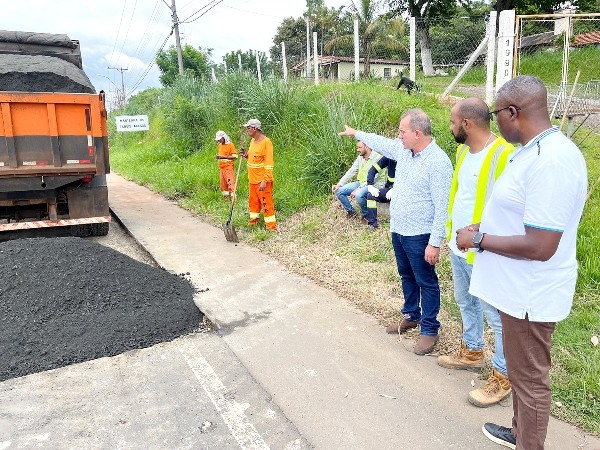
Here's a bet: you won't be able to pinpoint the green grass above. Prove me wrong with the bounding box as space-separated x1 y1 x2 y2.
109 73 600 436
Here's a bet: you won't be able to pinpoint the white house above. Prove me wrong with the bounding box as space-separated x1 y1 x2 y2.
292 56 408 81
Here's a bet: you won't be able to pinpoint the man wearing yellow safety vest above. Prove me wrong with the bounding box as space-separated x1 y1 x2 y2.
438 98 514 407
332 141 383 221
240 118 277 231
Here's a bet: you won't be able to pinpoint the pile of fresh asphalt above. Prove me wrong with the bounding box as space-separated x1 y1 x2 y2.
0 237 200 382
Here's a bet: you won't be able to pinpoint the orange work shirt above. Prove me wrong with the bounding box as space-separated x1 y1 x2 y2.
218 142 237 168
246 137 274 184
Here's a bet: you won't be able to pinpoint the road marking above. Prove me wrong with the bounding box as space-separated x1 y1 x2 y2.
179 339 270 450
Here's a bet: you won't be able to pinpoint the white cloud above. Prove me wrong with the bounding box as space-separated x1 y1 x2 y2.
1 0 350 103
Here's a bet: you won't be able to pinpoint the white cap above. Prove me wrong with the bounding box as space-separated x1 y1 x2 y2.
214 130 226 141
243 118 261 130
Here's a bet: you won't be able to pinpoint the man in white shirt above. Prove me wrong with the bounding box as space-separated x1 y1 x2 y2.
439 98 514 408
339 109 453 355
456 76 587 450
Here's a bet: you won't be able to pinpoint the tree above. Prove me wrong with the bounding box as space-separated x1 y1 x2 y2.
325 0 408 76
270 6 353 75
222 50 271 77
156 44 213 87
387 0 458 76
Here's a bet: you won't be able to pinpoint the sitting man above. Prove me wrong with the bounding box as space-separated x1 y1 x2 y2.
332 141 382 221
366 156 396 229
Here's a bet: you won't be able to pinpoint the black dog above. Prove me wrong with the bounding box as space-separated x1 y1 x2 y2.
396 72 420 95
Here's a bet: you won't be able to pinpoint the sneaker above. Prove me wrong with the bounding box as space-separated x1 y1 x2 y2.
437 341 484 372
413 334 438 355
468 368 512 407
482 423 516 449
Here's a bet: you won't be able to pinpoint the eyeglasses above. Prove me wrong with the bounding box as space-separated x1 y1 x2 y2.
489 105 521 120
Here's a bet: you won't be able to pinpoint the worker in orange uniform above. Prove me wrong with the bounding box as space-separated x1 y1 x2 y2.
214 130 238 201
240 118 277 231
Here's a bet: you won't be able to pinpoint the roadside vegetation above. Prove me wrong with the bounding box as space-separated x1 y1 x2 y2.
109 71 600 435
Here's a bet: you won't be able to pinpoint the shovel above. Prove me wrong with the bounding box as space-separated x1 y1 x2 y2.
223 150 244 242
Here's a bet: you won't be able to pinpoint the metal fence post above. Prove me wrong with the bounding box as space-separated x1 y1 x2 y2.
410 17 416 81
281 42 288 82
256 50 262 84
313 31 319 85
354 19 359 82
486 11 498 104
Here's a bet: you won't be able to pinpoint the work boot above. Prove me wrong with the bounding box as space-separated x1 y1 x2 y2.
414 334 438 355
386 315 420 334
437 341 485 372
468 368 512 407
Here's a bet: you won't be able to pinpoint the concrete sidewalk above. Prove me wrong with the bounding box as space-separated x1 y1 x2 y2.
108 173 600 450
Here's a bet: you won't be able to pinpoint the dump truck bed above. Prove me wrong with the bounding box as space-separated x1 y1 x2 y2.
0 91 110 236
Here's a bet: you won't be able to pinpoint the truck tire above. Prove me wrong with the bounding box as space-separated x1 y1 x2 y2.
71 224 91 237
91 222 109 236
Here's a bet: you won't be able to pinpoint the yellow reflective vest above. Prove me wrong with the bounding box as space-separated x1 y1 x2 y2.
446 137 514 264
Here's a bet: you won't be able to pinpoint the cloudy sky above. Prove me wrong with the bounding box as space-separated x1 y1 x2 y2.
2 0 350 106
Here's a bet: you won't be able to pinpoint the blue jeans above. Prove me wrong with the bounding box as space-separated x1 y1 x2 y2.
391 232 440 336
450 252 507 376
336 181 368 217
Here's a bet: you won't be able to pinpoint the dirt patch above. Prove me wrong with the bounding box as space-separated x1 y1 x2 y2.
258 200 497 374
0 237 200 382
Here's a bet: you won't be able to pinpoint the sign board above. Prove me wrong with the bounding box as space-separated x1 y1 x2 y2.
116 115 149 132
495 9 516 92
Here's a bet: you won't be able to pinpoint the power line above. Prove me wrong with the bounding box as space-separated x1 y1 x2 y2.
114 0 139 68
127 30 173 96
181 0 225 24
109 0 128 66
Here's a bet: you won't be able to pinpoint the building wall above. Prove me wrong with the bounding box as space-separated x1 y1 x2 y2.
337 62 407 80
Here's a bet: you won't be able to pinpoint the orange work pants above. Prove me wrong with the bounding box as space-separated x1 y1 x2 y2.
248 182 277 230
219 166 235 196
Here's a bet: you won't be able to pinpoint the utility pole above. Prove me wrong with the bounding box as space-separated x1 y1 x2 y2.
170 0 184 75
107 67 128 107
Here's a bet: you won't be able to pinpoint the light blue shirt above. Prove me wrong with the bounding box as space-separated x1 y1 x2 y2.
355 131 453 247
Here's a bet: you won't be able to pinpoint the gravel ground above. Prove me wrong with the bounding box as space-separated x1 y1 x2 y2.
0 223 201 382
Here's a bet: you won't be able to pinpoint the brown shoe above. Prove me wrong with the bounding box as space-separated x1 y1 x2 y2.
468 369 512 407
437 341 485 372
414 334 438 355
399 317 420 334
386 316 420 334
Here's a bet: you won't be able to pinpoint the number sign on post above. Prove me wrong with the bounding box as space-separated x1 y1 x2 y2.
495 10 516 93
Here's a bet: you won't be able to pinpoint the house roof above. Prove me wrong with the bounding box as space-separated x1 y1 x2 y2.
519 31 555 48
573 31 600 46
291 55 407 71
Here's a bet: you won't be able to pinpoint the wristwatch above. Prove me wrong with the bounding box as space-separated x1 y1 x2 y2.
472 232 486 253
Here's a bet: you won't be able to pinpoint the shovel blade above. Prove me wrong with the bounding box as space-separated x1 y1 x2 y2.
223 223 239 243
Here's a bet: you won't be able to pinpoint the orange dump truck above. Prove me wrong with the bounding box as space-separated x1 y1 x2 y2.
0 30 110 238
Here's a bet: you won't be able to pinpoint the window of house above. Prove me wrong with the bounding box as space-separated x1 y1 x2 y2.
384 67 391 78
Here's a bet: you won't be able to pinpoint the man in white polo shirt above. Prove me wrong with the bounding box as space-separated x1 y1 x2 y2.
456 76 587 450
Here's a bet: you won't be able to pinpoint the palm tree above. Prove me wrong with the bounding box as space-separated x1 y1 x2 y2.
325 0 407 77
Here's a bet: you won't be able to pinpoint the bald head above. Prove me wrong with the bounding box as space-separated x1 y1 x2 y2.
497 75 548 113
454 98 491 129
494 75 551 145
